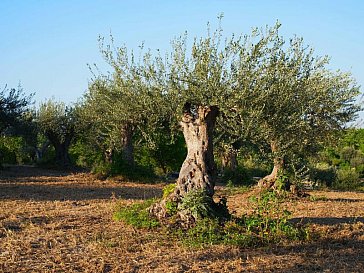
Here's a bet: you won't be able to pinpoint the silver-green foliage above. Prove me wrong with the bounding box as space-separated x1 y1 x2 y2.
37 99 76 144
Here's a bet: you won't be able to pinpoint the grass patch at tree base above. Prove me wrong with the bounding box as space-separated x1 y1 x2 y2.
113 188 310 248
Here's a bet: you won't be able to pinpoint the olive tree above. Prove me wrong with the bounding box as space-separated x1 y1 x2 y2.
252 33 361 188
84 38 172 167
148 22 280 219
0 85 33 135
37 99 76 167
94 20 361 220
0 85 33 166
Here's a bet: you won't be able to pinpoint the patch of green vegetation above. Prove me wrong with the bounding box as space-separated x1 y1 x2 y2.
113 199 160 229
162 183 176 198
220 184 251 196
114 190 308 248
165 200 178 215
309 195 328 201
357 185 364 192
179 189 230 220
333 168 361 190
178 190 308 247
222 166 254 186
243 190 308 243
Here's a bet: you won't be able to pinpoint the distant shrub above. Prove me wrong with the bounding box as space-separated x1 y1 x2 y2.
91 161 112 178
333 168 361 190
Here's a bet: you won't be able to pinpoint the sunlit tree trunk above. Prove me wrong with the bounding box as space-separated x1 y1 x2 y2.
174 105 219 197
150 105 219 219
259 140 284 188
104 148 113 163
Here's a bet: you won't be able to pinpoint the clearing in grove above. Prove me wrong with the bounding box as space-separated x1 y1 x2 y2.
0 166 363 272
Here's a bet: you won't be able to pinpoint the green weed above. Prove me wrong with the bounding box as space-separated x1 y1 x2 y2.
113 199 160 229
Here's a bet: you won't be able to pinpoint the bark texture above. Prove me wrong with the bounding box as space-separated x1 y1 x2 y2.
150 105 219 221
258 141 284 188
175 105 219 197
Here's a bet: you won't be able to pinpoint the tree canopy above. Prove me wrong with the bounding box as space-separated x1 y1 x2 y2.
0 85 33 135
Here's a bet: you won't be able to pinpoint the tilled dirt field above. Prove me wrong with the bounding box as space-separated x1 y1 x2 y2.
0 166 363 272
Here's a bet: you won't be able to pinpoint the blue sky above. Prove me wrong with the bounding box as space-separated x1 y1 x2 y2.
1 0 363 123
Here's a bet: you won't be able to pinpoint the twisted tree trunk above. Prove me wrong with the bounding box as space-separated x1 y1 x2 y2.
174 105 219 197
150 105 219 220
258 140 284 188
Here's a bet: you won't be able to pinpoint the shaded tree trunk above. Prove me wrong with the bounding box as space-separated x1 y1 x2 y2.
258 140 284 188
54 142 71 166
34 140 50 163
48 132 73 167
121 123 134 166
104 148 113 164
221 147 238 172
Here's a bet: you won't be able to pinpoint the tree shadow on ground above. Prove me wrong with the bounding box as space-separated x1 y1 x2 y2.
321 198 363 203
0 165 76 180
0 165 162 201
181 236 364 272
290 216 364 226
0 183 162 201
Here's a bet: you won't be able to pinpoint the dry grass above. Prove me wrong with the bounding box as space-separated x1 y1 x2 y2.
0 166 363 272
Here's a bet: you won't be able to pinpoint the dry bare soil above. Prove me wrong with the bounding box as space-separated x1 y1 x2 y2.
0 166 363 273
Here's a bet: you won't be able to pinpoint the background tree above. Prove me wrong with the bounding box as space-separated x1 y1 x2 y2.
84 38 176 172
0 85 33 166
37 99 77 167
0 85 33 134
250 31 361 188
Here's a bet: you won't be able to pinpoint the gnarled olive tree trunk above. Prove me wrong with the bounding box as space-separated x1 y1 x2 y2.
150 105 219 220
258 140 284 188
174 105 219 197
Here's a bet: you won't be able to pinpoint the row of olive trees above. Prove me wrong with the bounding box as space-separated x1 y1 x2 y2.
80 21 360 219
